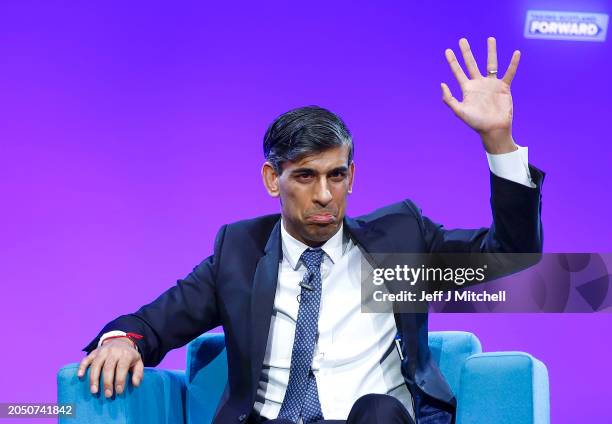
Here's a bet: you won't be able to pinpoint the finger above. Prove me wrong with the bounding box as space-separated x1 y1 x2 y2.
502 50 521 85
486 37 498 77
115 358 131 395
458 38 482 79
441 83 462 116
131 360 144 387
102 356 119 398
444 49 468 86
77 351 97 378
89 351 107 394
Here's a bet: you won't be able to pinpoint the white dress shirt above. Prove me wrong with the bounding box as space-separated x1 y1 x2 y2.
100 146 534 420
254 219 415 420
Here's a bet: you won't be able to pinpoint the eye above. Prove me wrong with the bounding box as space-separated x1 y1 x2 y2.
296 173 314 182
329 170 347 181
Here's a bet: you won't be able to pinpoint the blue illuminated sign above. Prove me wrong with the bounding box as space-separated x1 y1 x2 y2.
525 10 608 42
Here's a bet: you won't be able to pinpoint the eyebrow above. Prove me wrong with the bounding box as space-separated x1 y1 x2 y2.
290 166 349 176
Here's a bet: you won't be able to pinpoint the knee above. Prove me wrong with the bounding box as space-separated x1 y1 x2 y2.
353 393 405 412
348 393 412 424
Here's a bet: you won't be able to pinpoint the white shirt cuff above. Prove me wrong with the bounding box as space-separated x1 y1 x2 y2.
98 330 138 351
486 145 535 188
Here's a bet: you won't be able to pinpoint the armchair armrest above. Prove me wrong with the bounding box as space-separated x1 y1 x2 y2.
456 352 550 424
57 363 186 424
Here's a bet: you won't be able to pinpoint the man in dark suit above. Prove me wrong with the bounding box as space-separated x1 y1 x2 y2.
77 37 543 424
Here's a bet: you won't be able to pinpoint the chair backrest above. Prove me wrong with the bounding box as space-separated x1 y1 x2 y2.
427 331 482 395
185 330 482 423
185 332 228 424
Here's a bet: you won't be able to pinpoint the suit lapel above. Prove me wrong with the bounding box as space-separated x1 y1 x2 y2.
344 215 389 268
249 218 282 397
344 216 384 266
345 215 423 379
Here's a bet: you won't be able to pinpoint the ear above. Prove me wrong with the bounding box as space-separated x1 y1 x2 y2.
262 162 280 197
348 161 355 194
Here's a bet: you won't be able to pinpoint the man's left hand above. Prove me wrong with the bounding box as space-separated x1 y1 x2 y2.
441 37 520 154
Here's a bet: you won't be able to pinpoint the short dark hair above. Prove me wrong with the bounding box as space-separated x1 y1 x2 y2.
263 106 353 174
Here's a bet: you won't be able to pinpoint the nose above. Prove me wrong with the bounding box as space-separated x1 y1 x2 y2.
313 177 332 206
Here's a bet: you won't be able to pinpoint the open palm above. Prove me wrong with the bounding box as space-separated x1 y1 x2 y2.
441 37 521 151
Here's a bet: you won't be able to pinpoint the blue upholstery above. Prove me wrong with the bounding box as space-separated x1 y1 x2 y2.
58 331 549 423
57 365 186 424
456 352 550 424
185 332 227 424
427 331 482 396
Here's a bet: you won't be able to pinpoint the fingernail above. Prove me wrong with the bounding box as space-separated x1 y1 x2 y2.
77 371 82 377
116 385 123 393
91 384 97 393
105 389 112 398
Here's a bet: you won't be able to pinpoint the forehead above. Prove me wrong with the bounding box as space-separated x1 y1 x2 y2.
283 145 350 171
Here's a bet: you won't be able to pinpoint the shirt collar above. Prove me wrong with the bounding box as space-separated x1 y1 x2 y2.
280 218 345 270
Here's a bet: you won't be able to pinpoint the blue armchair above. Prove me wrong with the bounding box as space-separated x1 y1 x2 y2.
58 331 549 424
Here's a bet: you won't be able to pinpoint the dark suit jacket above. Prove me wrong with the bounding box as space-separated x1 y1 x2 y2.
84 166 544 424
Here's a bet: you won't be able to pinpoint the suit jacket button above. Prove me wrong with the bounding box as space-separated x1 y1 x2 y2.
238 414 247 422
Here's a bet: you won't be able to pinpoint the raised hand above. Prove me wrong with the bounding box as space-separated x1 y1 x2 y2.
441 37 520 154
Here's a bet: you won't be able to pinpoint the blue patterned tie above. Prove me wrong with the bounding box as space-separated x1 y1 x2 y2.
278 248 325 423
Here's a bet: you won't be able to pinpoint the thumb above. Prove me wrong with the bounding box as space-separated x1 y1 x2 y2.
441 83 462 116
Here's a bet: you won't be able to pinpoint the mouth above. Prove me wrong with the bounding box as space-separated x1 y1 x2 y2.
306 213 336 225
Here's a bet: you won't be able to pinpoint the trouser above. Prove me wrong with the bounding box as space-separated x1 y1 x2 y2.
259 393 416 424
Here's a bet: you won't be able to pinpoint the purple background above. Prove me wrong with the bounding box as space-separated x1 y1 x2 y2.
1 1 611 422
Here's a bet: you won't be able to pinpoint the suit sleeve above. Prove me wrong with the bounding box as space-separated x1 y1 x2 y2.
82 225 227 367
412 165 545 254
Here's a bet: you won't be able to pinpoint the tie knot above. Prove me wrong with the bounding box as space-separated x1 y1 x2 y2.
300 248 324 273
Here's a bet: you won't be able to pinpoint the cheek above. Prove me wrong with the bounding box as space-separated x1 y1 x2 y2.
331 184 349 200
281 186 310 215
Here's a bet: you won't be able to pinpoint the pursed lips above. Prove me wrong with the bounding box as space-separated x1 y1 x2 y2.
306 213 337 224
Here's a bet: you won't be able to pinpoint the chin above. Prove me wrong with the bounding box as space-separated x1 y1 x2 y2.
306 223 339 243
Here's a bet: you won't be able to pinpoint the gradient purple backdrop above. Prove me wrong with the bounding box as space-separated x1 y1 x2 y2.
1 1 611 422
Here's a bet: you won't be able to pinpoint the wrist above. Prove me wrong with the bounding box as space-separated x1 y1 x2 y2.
480 130 517 154
99 331 143 350
102 336 137 349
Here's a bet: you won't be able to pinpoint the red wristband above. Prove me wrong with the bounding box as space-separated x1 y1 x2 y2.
101 332 143 348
